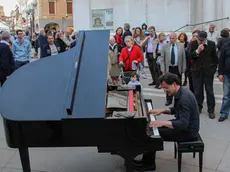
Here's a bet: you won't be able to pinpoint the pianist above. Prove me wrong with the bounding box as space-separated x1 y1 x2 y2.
134 72 200 171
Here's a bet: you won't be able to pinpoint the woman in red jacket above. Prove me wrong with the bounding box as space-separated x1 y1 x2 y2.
119 36 144 83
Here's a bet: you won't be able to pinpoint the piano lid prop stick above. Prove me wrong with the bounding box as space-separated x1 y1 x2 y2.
66 32 86 115
147 102 160 136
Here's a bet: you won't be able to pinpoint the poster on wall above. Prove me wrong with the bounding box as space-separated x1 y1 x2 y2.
92 8 113 30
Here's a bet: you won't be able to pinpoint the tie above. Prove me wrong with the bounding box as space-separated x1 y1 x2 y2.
171 44 175 65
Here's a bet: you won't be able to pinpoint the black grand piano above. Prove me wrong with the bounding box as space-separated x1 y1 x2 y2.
0 30 163 172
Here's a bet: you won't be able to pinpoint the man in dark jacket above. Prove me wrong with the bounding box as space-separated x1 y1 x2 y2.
218 41 230 122
190 31 218 119
0 31 15 86
122 23 132 47
217 29 230 57
41 33 62 58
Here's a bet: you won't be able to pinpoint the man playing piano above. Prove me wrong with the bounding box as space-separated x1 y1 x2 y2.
134 72 200 171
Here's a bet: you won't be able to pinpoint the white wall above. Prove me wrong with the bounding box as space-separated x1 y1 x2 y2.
73 0 91 30
73 0 190 31
147 0 190 31
73 0 230 32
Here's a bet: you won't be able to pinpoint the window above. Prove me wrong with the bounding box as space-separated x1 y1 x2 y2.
49 0 55 14
67 0 72 14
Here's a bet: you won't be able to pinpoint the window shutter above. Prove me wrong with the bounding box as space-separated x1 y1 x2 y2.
67 1 72 14
49 2 55 14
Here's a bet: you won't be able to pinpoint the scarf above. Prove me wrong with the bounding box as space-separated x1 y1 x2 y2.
115 34 123 45
109 43 117 51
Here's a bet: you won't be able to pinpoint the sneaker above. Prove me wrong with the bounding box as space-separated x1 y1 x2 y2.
218 116 228 122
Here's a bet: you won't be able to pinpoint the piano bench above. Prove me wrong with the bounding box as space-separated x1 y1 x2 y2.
174 133 204 172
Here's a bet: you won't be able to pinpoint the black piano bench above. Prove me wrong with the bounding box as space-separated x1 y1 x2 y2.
174 133 204 172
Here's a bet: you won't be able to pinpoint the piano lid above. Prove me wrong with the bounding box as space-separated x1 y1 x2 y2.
0 30 110 121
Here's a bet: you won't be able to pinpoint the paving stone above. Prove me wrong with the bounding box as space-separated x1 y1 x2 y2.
114 158 216 172
217 142 230 172
0 139 9 149
6 148 75 172
1 167 40 172
0 149 17 168
179 137 229 170
59 150 120 172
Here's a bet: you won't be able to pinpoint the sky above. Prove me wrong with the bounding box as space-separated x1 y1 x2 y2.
0 0 18 16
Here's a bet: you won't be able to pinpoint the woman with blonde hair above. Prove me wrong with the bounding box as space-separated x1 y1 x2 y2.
133 27 147 78
133 27 145 47
55 31 68 52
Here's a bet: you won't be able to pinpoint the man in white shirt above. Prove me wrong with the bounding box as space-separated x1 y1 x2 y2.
207 24 219 45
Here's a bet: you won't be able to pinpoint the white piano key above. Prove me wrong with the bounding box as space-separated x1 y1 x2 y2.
146 102 160 136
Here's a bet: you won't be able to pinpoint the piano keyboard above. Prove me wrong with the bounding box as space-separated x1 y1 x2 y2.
146 102 160 136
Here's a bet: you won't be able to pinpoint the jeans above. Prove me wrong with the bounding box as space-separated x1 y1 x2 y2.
220 74 230 118
15 60 30 70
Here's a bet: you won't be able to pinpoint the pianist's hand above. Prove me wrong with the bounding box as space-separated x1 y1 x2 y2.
148 109 164 116
149 121 165 128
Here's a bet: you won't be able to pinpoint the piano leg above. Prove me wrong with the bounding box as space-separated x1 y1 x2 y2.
125 156 134 172
19 147 31 172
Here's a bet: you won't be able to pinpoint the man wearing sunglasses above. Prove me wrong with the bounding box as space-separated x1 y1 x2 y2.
190 31 218 119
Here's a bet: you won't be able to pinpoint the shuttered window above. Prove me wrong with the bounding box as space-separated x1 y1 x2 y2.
49 0 55 14
67 0 72 14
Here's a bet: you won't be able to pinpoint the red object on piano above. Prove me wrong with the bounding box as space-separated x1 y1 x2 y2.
128 90 134 112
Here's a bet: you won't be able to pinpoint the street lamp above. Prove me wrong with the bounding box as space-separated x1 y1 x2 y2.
24 0 37 33
31 0 37 7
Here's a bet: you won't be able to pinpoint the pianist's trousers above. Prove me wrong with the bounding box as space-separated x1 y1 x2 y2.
166 66 182 102
141 127 197 165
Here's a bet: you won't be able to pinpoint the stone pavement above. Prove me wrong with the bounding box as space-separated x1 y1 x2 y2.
0 69 229 172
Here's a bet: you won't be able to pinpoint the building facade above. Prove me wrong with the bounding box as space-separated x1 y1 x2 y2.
0 6 11 24
0 6 4 17
73 0 230 32
34 0 73 32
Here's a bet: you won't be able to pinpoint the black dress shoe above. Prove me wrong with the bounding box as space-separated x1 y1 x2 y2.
149 82 156 86
209 113 215 119
154 84 160 89
133 159 143 166
165 100 172 106
218 116 228 122
134 163 156 171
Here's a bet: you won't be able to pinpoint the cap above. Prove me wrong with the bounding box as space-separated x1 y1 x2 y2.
197 31 207 41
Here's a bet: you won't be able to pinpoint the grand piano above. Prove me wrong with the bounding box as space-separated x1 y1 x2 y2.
0 30 163 172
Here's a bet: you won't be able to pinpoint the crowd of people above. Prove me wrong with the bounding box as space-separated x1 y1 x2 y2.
107 23 230 123
0 27 78 84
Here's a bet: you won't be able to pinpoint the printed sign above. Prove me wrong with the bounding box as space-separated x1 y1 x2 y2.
92 8 113 30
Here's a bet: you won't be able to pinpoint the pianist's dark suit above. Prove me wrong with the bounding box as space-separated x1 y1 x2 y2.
0 42 15 86
137 87 200 170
